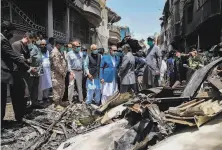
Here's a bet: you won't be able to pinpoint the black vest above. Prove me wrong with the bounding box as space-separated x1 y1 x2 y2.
88 54 101 78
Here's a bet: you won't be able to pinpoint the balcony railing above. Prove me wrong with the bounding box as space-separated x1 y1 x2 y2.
107 24 120 33
185 0 221 35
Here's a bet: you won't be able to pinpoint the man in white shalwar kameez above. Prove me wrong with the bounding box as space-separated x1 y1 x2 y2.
100 46 120 105
38 40 52 103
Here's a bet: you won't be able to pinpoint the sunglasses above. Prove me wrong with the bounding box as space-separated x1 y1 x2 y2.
40 44 46 46
73 46 81 48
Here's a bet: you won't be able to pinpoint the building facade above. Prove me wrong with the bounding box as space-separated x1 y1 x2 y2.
1 0 104 46
107 7 121 47
120 26 131 41
160 0 222 53
95 6 121 49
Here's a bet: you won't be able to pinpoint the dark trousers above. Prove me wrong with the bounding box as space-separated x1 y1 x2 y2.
62 72 70 101
28 76 39 104
82 75 87 100
120 84 137 94
1 73 26 121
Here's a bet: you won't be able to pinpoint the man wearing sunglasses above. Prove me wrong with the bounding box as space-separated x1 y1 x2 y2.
66 41 84 102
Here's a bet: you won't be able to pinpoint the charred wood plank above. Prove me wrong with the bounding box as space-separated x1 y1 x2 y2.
23 119 63 134
24 103 76 150
164 118 196 126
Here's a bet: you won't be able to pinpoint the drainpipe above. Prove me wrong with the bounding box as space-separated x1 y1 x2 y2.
185 38 187 53
9 2 12 22
65 6 70 42
197 34 200 50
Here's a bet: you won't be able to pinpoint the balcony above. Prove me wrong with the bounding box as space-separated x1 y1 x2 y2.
108 24 121 44
83 0 102 27
68 0 102 27
107 7 121 24
184 0 222 36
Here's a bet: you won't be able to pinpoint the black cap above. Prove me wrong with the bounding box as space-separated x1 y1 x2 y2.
147 36 155 41
82 46 87 51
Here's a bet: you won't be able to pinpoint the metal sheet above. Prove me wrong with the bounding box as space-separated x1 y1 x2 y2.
182 57 222 98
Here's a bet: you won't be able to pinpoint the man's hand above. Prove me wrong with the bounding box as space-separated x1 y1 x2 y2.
28 67 37 75
101 79 104 84
155 71 160 75
70 71 75 80
88 73 93 80
183 64 189 68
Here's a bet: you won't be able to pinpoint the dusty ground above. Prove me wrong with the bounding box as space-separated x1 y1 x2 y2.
3 100 222 150
151 115 222 150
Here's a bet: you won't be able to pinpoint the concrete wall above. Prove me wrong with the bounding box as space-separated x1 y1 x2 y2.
96 8 109 49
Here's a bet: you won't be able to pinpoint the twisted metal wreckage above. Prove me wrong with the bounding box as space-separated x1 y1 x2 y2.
1 58 222 150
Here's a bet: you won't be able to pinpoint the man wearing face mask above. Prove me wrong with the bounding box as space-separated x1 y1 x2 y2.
12 31 36 106
62 43 73 103
100 45 120 104
119 44 137 93
143 36 162 88
67 41 84 102
27 32 44 107
12 32 35 65
50 41 67 103
1 21 36 123
38 40 52 104
84 44 102 105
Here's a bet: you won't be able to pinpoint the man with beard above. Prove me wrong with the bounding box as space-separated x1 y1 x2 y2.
1 21 36 123
38 40 52 104
143 36 162 88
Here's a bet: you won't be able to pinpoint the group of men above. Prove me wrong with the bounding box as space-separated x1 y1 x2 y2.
2 20 222 126
166 44 222 88
0 21 144 123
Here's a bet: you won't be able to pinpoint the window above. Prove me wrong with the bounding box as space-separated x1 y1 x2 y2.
197 0 208 10
174 2 180 22
187 4 193 24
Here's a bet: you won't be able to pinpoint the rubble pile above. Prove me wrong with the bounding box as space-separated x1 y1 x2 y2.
1 104 99 150
1 59 222 150
165 99 222 127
